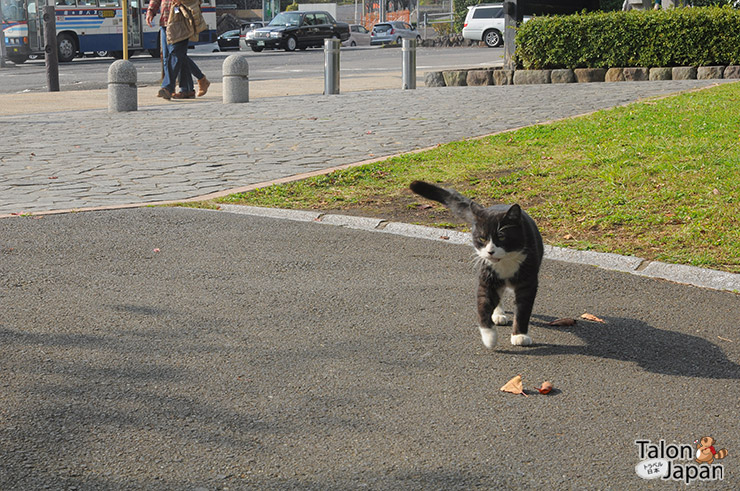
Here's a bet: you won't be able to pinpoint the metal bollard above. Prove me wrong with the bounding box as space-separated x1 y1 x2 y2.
107 60 137 112
402 38 416 90
324 38 340 95
222 54 250 104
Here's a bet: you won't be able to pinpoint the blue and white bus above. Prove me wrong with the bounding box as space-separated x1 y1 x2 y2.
2 0 216 64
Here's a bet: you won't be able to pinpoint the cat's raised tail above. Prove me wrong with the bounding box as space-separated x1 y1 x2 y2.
409 180 482 223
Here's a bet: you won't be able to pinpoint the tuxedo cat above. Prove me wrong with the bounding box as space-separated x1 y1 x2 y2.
410 181 544 348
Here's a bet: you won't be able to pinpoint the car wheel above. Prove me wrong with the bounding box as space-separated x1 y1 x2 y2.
285 35 297 52
95 50 109 58
483 29 502 48
416 35 422 44
251 46 264 52
350 40 356 47
28 53 40 60
395 36 402 45
57 32 77 62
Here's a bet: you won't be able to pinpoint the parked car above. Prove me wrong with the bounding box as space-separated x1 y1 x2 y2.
217 29 241 51
342 24 371 47
243 11 350 52
239 21 266 51
370 21 420 46
461 3 530 48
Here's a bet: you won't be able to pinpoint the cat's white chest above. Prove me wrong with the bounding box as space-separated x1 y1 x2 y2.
489 250 527 279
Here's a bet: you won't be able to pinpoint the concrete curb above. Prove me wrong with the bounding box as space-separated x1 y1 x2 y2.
217 204 740 294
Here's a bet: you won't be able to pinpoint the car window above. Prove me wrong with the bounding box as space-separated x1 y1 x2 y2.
269 12 302 26
472 7 503 19
359 25 368 33
374 24 391 33
315 13 330 25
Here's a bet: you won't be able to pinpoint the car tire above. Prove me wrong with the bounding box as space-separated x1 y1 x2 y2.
350 40 356 47
251 46 263 52
57 32 77 62
285 35 297 52
416 35 422 44
395 36 402 45
483 29 502 48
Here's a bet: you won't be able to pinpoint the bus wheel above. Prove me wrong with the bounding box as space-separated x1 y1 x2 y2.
57 33 77 62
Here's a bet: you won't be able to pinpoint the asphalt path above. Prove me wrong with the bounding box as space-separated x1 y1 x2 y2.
1 207 738 489
0 46 503 94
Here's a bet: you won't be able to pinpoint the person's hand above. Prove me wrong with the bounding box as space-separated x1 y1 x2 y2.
145 10 154 27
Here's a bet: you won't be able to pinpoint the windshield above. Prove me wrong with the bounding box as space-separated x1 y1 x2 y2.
2 0 27 22
268 12 302 27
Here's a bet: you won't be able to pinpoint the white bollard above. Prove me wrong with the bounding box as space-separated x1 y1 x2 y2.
324 38 340 95
107 60 137 112
402 38 416 90
223 55 250 104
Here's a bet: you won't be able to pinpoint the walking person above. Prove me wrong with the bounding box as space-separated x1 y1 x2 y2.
146 0 210 100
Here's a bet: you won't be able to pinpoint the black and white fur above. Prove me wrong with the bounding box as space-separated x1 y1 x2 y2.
410 181 544 348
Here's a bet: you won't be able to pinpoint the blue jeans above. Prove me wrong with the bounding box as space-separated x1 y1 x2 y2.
160 27 203 93
160 27 188 93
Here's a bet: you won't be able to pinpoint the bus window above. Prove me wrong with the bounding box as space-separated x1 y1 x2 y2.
99 0 120 5
77 0 97 6
55 0 71 5
2 0 25 21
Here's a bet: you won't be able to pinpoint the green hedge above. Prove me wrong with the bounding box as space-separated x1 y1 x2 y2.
516 7 740 69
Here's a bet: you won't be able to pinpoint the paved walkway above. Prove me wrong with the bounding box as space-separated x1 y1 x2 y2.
0 79 731 217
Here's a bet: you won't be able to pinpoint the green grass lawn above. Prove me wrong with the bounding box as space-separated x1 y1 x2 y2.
215 82 740 274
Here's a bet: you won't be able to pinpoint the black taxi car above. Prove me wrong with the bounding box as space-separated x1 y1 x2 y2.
244 11 350 52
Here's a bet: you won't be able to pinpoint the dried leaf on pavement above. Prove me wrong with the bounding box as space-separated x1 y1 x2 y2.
548 318 576 326
535 381 553 394
581 313 606 323
500 375 528 396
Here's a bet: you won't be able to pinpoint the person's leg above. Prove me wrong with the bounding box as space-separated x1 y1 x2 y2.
176 52 194 97
188 57 210 97
158 27 175 99
166 39 189 96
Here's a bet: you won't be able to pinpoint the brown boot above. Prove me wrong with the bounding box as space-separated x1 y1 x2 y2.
197 77 210 97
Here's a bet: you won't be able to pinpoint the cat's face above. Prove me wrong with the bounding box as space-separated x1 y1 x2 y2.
472 206 525 266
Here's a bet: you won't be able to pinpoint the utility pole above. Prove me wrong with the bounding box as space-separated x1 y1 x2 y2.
1 7 7 68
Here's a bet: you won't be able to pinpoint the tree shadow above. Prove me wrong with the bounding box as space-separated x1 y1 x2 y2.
498 315 740 380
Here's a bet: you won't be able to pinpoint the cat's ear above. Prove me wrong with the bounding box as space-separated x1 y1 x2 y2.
504 204 522 222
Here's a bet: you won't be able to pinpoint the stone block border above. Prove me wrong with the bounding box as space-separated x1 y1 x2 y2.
424 66 740 87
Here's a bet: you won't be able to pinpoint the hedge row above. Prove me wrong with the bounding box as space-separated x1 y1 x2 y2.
516 7 740 69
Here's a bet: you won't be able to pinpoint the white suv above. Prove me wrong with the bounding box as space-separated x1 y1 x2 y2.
462 3 529 48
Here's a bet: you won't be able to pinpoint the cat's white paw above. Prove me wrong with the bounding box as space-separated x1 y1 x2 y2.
511 334 533 346
492 306 508 326
479 327 498 348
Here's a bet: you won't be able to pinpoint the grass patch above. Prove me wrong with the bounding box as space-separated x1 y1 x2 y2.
217 82 740 273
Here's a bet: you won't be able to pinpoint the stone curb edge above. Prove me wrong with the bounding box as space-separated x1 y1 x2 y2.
215 204 740 294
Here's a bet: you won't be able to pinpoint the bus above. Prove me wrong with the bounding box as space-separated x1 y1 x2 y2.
2 0 216 64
